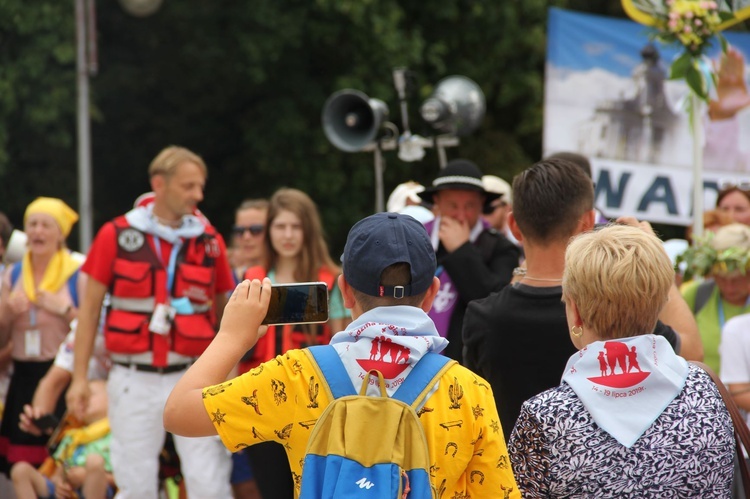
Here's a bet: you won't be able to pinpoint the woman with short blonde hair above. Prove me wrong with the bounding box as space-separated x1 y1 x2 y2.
509 225 734 497
562 225 673 340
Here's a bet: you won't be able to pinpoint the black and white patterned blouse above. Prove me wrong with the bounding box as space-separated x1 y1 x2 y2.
508 365 734 498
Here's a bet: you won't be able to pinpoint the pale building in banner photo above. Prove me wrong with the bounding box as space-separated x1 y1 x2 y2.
578 44 679 165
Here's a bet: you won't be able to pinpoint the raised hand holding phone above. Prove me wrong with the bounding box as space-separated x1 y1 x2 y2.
219 279 273 352
261 282 329 325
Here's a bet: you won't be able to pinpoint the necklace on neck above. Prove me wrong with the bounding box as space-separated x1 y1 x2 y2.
513 267 563 282
522 275 563 282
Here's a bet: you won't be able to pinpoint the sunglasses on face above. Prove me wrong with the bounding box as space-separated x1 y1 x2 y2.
718 180 750 192
232 224 264 237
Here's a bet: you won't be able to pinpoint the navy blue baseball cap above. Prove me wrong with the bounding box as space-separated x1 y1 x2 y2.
342 212 436 298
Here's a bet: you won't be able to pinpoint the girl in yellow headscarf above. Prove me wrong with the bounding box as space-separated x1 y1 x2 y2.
0 197 85 475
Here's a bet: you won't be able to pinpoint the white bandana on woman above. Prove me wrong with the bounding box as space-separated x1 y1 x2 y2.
562 334 688 448
329 305 449 398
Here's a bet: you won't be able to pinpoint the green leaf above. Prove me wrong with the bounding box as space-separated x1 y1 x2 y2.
670 51 693 80
718 33 728 54
718 11 735 23
685 63 708 101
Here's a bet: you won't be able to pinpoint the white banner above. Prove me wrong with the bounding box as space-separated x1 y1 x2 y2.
592 157 749 225
545 8 750 226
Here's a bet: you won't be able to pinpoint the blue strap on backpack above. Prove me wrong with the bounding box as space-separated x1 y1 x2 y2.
10 262 79 307
303 345 451 498
308 344 450 406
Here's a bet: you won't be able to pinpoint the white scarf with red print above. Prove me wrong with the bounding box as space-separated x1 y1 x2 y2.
562 334 688 448
329 305 449 398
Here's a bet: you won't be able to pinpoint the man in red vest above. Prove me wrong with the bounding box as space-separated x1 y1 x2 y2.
66 146 236 498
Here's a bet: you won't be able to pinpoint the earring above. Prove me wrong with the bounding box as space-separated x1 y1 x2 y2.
571 325 583 338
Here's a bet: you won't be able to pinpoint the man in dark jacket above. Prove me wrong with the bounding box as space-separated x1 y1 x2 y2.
419 159 520 361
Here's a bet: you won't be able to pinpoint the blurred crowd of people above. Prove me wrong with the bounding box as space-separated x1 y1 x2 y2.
0 142 747 499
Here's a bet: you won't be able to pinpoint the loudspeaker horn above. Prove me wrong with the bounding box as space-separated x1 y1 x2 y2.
420 76 486 136
322 90 389 152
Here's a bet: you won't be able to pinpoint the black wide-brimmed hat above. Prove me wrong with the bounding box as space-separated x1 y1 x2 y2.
418 159 501 208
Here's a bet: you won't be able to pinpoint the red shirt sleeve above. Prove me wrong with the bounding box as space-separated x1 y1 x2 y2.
211 233 235 294
81 222 118 287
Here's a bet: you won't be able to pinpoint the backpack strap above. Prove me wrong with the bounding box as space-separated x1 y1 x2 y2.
10 262 21 288
308 345 454 408
307 345 357 399
68 269 79 308
693 280 715 314
392 353 454 408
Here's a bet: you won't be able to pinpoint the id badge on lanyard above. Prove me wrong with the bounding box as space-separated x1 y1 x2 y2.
25 307 41 357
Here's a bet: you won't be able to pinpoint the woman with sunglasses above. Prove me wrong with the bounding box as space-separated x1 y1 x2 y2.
230 199 269 283
227 199 269 499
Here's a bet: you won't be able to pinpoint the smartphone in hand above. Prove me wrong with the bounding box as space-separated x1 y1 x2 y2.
262 282 329 325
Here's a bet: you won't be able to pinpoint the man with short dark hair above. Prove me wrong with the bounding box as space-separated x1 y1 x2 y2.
164 212 521 498
463 158 701 437
419 159 520 361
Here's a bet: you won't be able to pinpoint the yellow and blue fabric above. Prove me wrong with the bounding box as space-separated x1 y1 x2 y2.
299 346 451 498
19 198 80 303
202 348 520 498
11 257 80 307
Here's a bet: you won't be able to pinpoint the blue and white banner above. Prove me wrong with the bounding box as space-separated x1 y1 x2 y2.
545 7 750 225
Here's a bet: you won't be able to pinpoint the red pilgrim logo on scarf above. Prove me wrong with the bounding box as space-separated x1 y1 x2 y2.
355 334 411 379
587 341 651 388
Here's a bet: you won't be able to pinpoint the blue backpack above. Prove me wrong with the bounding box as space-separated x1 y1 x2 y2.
301 345 454 498
10 263 80 307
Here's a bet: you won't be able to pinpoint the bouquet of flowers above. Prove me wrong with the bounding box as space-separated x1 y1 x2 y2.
658 1 726 53
626 0 734 99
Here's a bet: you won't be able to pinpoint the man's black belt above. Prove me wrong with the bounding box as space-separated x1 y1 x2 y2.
113 361 189 374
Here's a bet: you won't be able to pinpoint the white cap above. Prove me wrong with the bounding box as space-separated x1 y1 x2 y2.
482 175 512 204
387 181 425 213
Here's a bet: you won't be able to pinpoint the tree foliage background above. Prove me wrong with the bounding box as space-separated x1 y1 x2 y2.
0 0 630 253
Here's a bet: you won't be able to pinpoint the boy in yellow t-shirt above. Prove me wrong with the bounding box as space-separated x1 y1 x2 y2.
164 212 520 498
